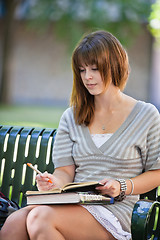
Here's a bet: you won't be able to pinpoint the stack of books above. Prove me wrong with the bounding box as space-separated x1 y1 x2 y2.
26 181 114 205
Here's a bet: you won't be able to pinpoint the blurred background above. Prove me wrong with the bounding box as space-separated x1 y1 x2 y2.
0 0 160 128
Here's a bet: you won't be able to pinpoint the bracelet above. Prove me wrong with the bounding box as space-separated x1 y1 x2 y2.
128 179 134 195
115 179 127 201
116 179 127 192
114 191 126 201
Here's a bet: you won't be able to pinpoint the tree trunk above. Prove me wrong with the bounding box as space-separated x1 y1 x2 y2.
0 0 20 103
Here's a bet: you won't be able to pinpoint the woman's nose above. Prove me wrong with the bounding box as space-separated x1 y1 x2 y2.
85 70 92 80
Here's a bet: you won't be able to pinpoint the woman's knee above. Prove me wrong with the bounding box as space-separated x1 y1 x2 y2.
2 205 31 228
0 206 33 239
27 205 54 224
27 206 55 237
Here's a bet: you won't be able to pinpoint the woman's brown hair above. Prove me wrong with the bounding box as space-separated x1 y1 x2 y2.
70 30 130 126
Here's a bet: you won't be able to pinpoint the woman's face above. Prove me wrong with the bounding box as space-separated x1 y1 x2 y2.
79 64 105 96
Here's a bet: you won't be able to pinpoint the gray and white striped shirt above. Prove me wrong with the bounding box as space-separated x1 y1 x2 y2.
52 100 160 233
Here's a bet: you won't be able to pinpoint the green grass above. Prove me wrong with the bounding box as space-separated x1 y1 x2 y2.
0 104 66 128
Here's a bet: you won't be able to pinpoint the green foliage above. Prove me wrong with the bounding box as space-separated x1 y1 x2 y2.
148 0 160 43
27 0 151 50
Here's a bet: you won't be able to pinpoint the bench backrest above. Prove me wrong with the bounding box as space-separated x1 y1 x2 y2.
0 125 56 207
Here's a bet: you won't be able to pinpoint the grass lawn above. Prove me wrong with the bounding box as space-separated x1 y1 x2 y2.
0 104 67 128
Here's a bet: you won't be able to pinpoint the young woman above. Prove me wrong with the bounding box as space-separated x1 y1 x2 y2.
1 30 160 240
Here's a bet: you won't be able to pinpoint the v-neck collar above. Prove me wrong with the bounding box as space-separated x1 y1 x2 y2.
82 101 144 154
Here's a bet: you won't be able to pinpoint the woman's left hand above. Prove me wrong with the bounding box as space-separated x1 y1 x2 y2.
96 179 121 197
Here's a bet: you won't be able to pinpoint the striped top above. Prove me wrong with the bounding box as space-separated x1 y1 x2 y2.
52 101 160 233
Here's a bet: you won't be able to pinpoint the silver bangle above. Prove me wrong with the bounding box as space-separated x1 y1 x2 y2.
128 179 134 195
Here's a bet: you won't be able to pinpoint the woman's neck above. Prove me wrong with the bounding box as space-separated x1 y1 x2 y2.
94 84 124 112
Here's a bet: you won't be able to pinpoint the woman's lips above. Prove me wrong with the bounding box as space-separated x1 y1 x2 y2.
86 83 97 88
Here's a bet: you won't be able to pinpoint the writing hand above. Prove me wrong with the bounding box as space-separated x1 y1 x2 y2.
36 171 54 191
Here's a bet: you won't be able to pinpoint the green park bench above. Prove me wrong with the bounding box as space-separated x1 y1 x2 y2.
0 125 160 239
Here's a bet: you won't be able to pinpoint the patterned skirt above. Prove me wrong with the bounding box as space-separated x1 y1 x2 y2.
82 205 131 240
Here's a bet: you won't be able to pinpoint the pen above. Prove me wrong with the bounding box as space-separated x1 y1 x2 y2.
27 163 53 184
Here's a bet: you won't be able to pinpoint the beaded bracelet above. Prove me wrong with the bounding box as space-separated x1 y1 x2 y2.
128 178 134 195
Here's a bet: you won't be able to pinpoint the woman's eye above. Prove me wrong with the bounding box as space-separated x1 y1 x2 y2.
92 68 98 71
79 69 85 73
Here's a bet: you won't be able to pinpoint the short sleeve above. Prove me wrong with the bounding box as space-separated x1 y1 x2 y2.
143 107 160 171
52 109 75 168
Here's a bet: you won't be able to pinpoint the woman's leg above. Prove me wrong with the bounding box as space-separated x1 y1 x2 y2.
0 205 35 240
27 205 116 240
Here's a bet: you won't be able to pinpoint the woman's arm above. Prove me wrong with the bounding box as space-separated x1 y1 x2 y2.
126 169 160 195
96 169 160 197
36 164 75 191
52 164 76 187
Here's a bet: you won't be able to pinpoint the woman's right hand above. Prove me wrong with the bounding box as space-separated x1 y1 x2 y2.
36 171 61 191
36 165 75 191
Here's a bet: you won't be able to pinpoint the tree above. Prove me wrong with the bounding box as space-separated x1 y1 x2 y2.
0 0 152 103
148 0 160 110
148 0 160 43
0 0 22 103
27 0 151 49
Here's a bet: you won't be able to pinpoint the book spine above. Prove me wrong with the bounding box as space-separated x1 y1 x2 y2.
79 193 114 204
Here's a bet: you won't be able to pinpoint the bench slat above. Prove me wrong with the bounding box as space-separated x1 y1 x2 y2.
0 126 56 207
